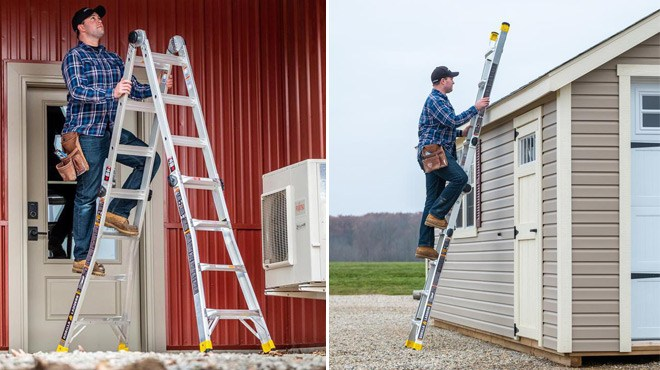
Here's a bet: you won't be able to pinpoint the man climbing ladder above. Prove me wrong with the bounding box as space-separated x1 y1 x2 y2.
407 22 510 351
56 29 273 353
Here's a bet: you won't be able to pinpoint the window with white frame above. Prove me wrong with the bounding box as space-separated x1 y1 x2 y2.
640 93 660 129
455 145 475 229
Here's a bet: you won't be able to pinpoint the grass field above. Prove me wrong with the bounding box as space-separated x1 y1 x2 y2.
329 261 426 295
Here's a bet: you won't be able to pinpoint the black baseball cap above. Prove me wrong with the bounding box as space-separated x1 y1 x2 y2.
431 66 459 83
71 5 106 32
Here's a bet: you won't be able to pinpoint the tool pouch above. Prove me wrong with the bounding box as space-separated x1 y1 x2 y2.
55 154 77 181
58 132 89 180
421 144 448 173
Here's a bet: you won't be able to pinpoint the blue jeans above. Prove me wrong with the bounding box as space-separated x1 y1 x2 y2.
73 129 161 260
417 151 467 247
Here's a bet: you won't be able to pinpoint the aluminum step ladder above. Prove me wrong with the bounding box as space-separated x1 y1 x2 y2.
56 30 274 353
405 22 510 351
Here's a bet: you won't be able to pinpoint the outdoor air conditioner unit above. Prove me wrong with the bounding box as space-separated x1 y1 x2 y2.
261 159 326 299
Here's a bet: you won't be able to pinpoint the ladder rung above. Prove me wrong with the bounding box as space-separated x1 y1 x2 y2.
162 94 196 107
109 188 147 200
116 144 155 157
76 316 128 325
206 309 260 320
133 56 177 70
171 135 207 148
124 95 193 112
181 176 220 190
200 263 246 273
151 52 187 67
124 99 155 114
94 274 127 282
102 229 140 240
192 219 229 231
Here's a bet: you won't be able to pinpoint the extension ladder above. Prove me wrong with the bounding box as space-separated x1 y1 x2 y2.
56 30 274 353
405 22 510 351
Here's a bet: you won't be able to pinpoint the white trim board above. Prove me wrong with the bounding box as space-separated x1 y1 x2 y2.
5 62 166 351
555 84 573 353
617 64 660 353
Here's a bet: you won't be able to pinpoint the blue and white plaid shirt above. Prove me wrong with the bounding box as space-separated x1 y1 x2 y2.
62 42 151 136
418 89 478 157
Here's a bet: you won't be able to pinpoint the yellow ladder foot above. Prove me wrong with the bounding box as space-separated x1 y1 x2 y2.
199 340 213 353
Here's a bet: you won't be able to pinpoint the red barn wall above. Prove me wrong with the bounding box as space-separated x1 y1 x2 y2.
0 0 325 349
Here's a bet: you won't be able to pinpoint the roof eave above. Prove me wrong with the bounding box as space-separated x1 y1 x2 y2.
483 10 660 126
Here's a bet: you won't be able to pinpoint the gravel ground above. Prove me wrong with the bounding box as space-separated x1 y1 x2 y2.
0 350 326 370
329 295 660 370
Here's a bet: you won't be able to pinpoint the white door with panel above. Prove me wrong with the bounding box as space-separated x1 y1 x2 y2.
513 108 542 341
631 81 660 340
26 88 141 352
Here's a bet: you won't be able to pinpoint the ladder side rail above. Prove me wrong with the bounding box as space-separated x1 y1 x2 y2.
221 233 269 340
131 54 171 232
116 238 140 348
459 26 507 169
174 42 232 225
57 43 139 352
107 40 164 349
458 54 494 168
140 34 213 346
131 117 162 230
171 37 273 349
458 33 498 169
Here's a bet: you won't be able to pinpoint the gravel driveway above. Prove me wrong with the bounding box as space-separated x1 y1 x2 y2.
0 350 326 369
329 295 660 369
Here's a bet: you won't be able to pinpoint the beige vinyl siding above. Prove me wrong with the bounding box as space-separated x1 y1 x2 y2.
541 100 559 351
431 121 515 338
569 33 660 352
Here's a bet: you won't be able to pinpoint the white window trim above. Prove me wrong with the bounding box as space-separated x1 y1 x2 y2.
635 90 660 133
453 226 477 239
453 138 477 239
617 64 660 352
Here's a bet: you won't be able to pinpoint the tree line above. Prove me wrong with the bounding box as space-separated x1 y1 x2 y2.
329 212 422 261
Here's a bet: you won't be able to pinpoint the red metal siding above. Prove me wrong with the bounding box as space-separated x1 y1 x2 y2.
0 0 326 349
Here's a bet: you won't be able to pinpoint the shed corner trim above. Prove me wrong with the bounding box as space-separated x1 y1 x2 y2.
555 83 573 353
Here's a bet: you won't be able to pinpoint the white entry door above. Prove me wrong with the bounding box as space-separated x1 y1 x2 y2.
631 81 660 340
513 108 542 341
26 88 142 352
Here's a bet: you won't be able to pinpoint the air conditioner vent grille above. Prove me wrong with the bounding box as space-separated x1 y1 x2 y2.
262 189 289 265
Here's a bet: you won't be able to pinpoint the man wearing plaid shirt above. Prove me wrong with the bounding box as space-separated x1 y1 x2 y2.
62 6 171 276
415 66 489 260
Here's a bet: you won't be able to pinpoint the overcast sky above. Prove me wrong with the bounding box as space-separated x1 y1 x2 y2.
328 1 659 216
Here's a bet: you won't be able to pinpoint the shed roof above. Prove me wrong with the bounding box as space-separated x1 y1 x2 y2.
484 9 660 125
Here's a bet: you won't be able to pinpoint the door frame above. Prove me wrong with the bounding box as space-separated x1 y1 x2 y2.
512 106 543 344
617 64 660 351
6 61 167 351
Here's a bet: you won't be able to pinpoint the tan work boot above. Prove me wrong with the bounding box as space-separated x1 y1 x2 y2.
72 259 106 277
415 246 439 260
105 212 139 236
425 214 448 229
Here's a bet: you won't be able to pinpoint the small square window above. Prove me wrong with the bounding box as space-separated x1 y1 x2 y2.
518 133 536 165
